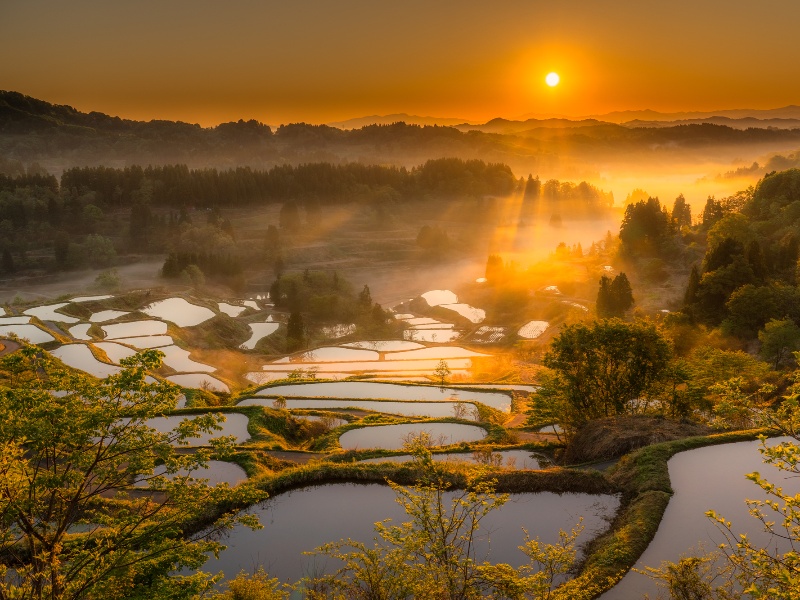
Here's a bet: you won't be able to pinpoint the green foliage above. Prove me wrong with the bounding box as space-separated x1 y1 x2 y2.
671 194 692 229
94 268 121 291
640 552 737 600
758 318 800 369
434 359 451 386
302 438 599 599
619 197 671 256
704 376 800 599
0 344 265 600
596 273 634 318
211 569 289 600
530 319 672 435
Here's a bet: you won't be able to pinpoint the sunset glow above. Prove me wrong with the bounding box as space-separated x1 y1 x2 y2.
2 1 799 125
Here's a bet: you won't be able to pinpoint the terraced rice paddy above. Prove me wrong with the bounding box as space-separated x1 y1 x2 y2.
240 397 478 419
339 422 487 450
142 298 215 327
103 320 168 339
203 483 620 584
254 381 512 411
518 321 549 339
240 322 279 350
166 374 230 393
24 303 80 324
0 323 55 344
51 344 121 378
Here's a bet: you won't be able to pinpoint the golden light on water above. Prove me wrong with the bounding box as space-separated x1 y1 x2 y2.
545 72 560 87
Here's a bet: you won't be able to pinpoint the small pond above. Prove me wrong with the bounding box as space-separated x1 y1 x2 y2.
255 382 511 411
387 346 489 360
360 449 544 469
604 437 799 600
404 329 461 343
159 345 215 373
116 335 174 349
202 483 620 585
273 346 379 363
260 358 473 374
339 423 487 450
166 373 230 393
343 340 423 351
218 302 246 317
51 344 121 379
88 310 129 323
393 313 415 320
103 320 167 339
69 323 92 340
70 294 113 302
133 413 251 446
242 300 259 310
95 342 138 364
0 316 31 325
293 414 348 428
24 303 80 324
439 303 486 323
321 324 356 338
240 322 280 350
472 326 506 343
518 321 549 339
246 371 470 384
240 398 478 419
0 324 55 344
421 289 458 306
457 384 539 393
402 317 447 326
142 298 215 327
135 460 248 487
408 323 455 330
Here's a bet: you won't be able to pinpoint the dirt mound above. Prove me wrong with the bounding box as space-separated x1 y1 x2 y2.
563 416 710 465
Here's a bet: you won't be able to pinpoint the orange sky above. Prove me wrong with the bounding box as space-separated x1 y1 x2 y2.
2 0 799 126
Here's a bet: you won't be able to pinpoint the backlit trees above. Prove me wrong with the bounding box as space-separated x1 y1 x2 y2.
0 345 263 600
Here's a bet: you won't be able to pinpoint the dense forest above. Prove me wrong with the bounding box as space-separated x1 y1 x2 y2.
0 157 613 277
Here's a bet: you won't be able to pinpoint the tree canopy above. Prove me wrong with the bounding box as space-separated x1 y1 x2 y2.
0 345 263 600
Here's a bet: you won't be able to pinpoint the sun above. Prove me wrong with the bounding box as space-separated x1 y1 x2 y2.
545 72 560 87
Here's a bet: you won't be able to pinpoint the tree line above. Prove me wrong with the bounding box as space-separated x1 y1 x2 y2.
60 158 517 208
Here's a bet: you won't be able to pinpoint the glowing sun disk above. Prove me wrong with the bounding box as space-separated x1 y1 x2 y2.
545 72 560 87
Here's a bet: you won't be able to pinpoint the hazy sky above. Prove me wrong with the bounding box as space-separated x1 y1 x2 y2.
2 0 799 126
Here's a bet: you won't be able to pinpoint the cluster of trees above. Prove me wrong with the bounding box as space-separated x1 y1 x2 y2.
595 273 634 318
521 175 614 219
683 170 800 351
60 158 516 209
161 252 244 289
0 346 264 600
618 195 693 256
269 272 395 350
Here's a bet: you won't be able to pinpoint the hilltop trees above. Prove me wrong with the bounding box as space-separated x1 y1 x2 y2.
0 345 263 600
619 197 671 255
596 273 634 318
528 319 672 435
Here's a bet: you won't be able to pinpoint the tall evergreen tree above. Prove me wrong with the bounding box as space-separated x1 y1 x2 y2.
683 264 700 310
1 248 14 273
286 311 305 352
359 285 372 308
671 194 692 228
610 273 635 315
596 275 614 318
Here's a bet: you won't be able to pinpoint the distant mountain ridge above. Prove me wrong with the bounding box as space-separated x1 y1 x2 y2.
330 107 800 133
327 113 473 129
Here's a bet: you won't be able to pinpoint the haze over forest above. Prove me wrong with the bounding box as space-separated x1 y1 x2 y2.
4 2 800 599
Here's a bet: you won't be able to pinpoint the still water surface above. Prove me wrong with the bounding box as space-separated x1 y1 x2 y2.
204 483 620 586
